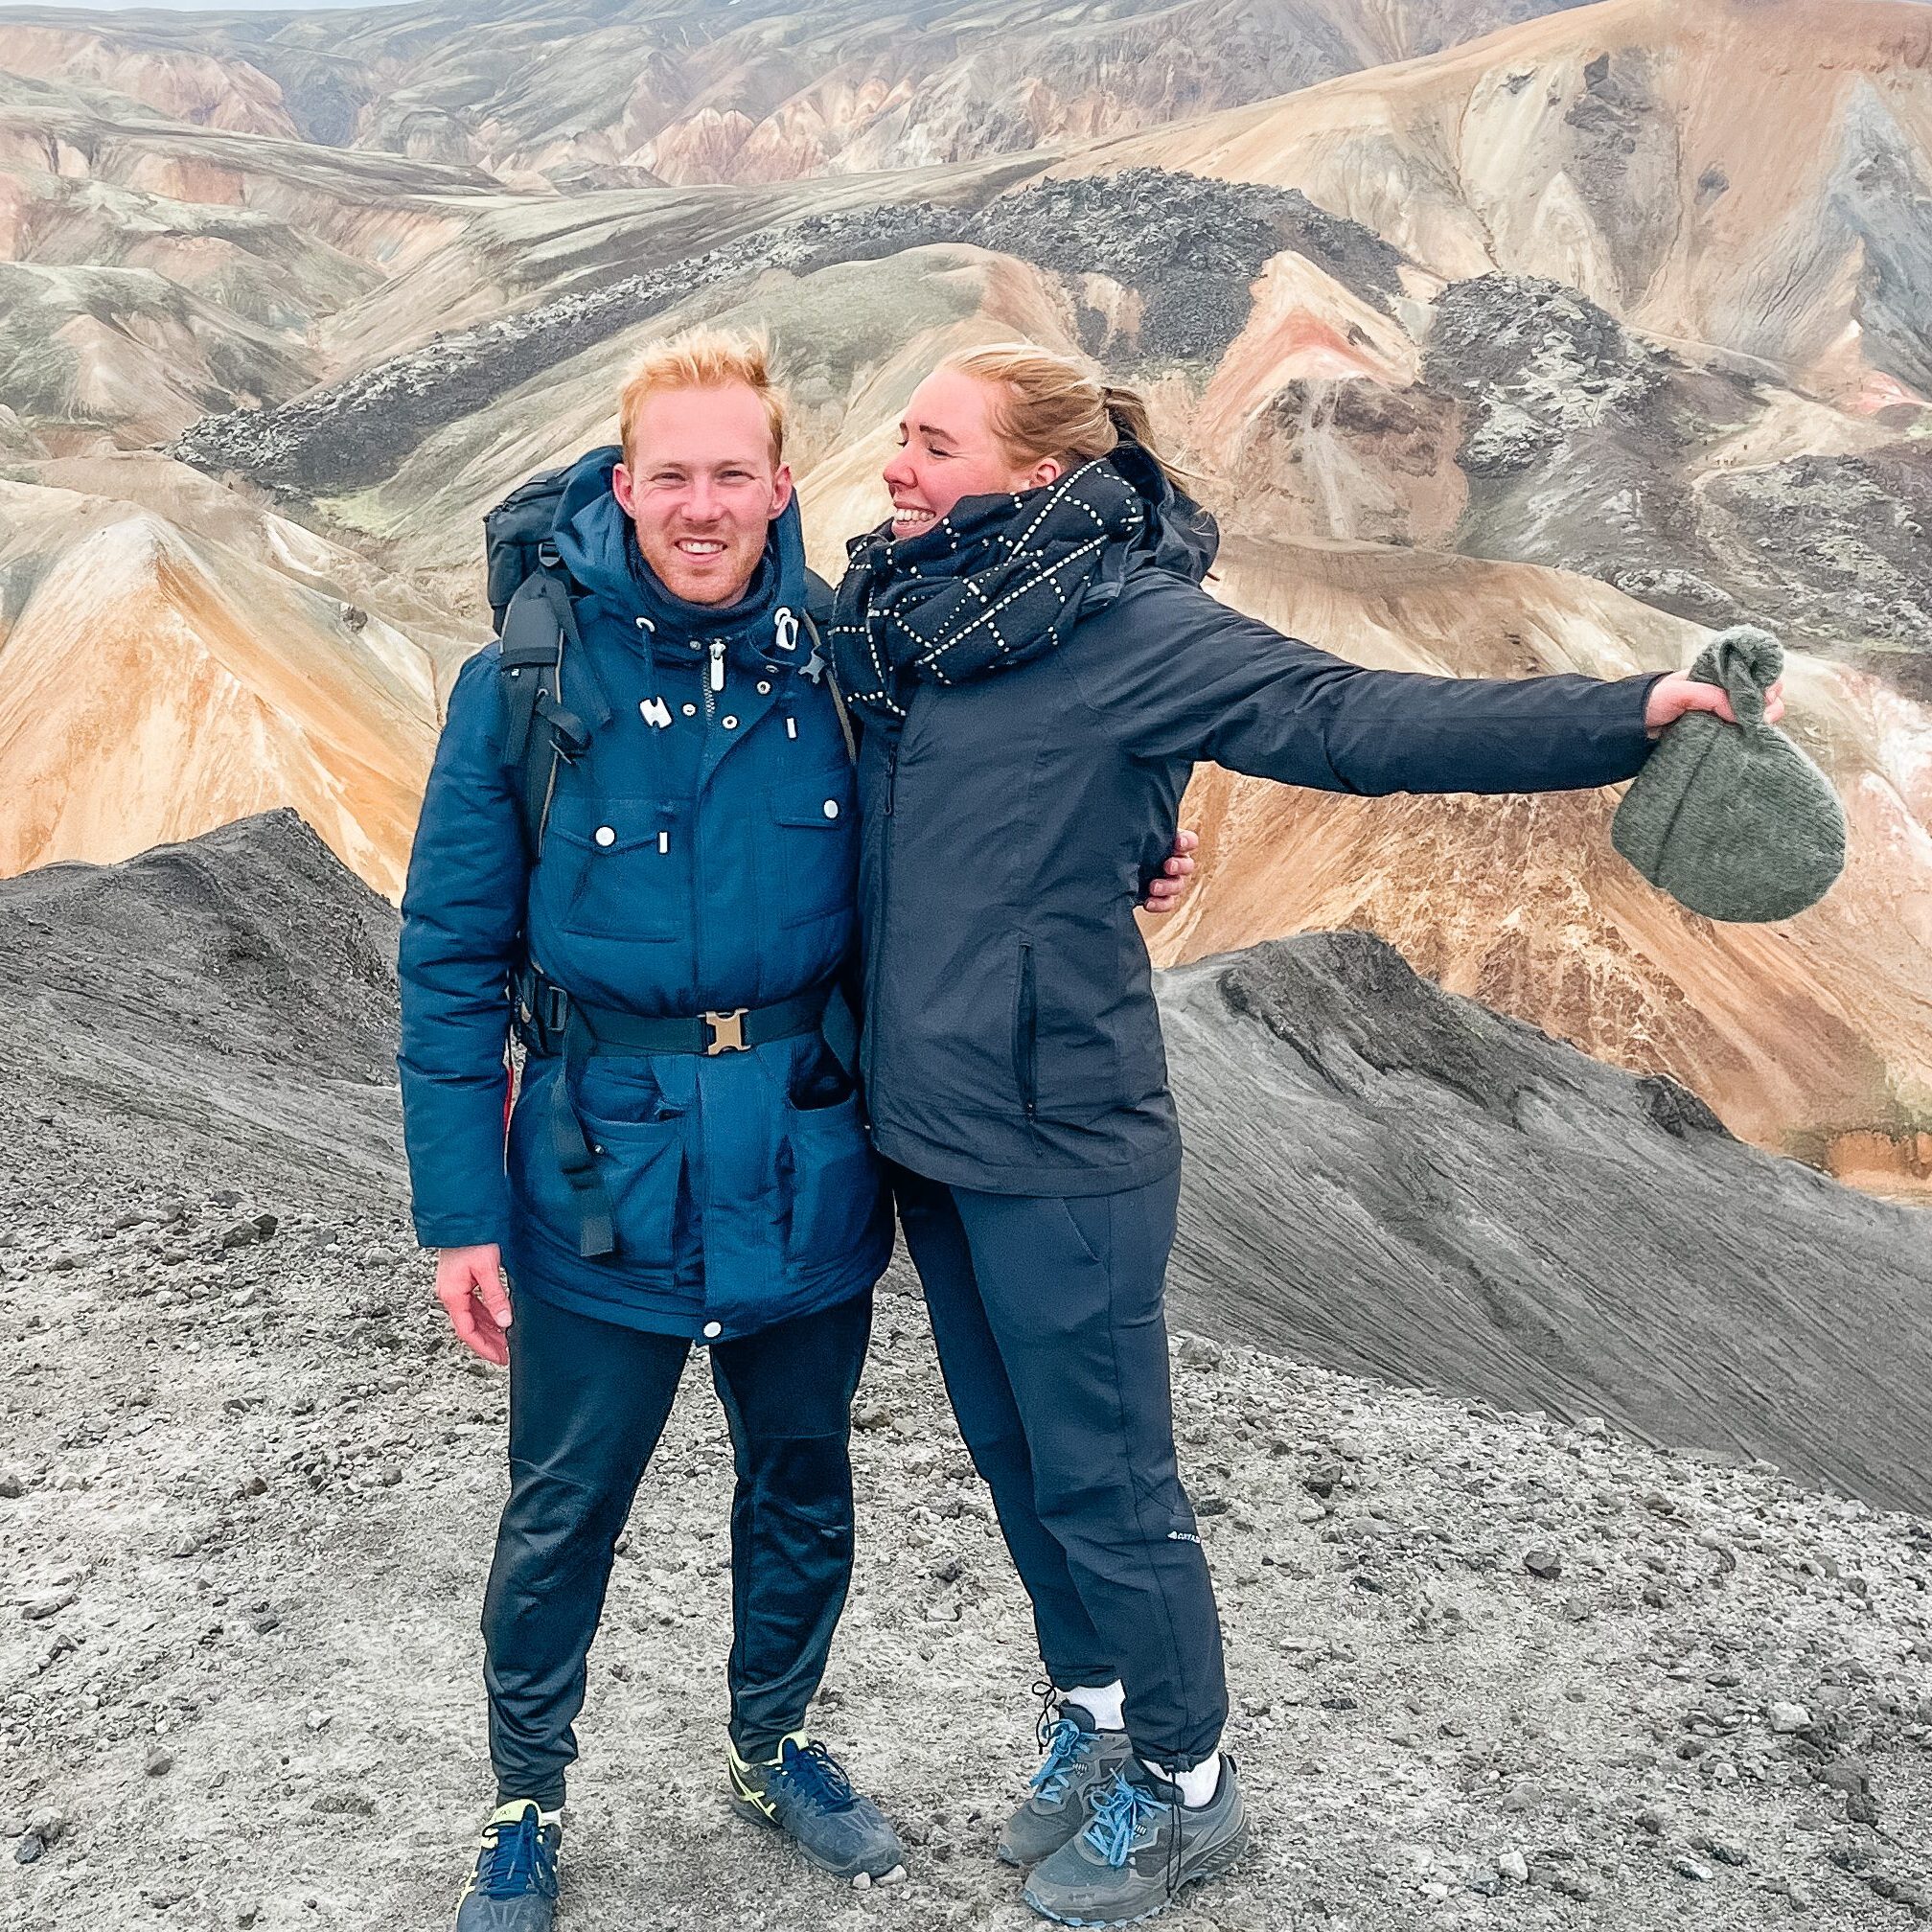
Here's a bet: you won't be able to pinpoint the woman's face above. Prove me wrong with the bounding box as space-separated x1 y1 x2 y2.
881 369 1064 539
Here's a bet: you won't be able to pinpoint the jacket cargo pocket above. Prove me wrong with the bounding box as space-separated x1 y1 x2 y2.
537 795 685 942
576 1105 686 1271
782 1091 882 1269
511 1067 686 1271
763 776 858 931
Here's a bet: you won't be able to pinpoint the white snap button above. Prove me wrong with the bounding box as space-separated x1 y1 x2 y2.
594 825 615 847
702 1321 723 1340
682 702 697 717
757 680 771 694
723 715 738 729
823 800 840 819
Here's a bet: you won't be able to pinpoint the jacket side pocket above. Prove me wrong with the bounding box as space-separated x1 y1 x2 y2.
1012 939 1038 1122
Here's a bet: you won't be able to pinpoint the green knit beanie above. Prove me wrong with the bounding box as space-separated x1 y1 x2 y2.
1610 626 1846 924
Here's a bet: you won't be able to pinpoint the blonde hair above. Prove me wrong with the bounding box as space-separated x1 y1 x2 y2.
618 326 789 470
936 342 1183 488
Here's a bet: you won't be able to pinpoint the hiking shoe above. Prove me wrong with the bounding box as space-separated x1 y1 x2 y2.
727 1734 907 1885
1022 1758 1246 1926
454 1799 561 1930
999 1701 1135 1868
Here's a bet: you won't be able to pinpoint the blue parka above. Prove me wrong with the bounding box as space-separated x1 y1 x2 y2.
398 448 890 1340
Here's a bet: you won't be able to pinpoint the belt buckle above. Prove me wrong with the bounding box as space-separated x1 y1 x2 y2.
703 1007 748 1055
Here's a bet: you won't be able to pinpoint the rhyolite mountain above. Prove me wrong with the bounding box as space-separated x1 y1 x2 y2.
0 0 1927 1190
0 0 1660 188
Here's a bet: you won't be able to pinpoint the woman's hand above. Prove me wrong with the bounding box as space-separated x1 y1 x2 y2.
1644 671 1786 741
1142 828 1199 914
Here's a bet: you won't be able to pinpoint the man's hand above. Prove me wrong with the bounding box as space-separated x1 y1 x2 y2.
1141 828 1199 915
436 1244 513 1367
1644 671 1786 741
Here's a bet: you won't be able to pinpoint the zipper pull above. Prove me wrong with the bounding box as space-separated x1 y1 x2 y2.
885 746 898 816
709 639 726 694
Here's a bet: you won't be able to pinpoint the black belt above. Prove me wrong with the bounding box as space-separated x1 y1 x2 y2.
510 967 835 1260
513 967 830 1060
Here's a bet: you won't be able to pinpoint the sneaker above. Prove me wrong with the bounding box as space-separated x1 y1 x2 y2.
999 1701 1134 1868
454 1799 561 1930
1021 1759 1247 1926
726 1734 907 1886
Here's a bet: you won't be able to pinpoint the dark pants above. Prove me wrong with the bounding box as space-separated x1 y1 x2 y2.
481 1285 871 1807
893 1164 1227 1770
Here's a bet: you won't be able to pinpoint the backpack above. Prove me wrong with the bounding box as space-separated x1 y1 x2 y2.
481 459 851 862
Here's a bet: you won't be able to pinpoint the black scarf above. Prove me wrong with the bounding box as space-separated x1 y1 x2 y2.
829 457 1147 721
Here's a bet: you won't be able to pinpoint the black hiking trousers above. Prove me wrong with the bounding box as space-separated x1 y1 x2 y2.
481 1284 871 1808
892 1163 1228 1770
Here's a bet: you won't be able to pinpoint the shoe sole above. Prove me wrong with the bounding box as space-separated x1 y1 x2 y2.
726 1790 906 1886
1021 1822 1248 1926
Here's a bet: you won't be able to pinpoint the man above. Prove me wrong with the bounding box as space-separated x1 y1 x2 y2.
398 331 907 1928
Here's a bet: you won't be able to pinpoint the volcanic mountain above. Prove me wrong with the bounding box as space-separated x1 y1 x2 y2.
0 3 1926 1188
0 0 1676 189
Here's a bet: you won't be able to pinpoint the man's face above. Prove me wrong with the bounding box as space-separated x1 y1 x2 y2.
612 383 793 606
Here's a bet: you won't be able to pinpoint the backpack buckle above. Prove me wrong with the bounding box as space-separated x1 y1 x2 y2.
512 968 571 1053
702 1008 748 1055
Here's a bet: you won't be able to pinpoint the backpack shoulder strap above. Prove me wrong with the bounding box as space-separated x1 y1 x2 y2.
496 553 611 860
800 610 857 767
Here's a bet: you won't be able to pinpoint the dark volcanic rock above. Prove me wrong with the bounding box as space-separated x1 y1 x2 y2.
1158 931 1932 1513
1702 448 1932 656
1426 273 1932 675
12 815 1926 1519
0 810 402 1208
1426 272 1674 481
172 169 1402 494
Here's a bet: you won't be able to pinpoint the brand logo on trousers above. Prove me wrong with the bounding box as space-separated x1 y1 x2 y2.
1166 1529 1201 1545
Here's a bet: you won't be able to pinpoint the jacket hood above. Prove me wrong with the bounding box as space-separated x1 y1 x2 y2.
1110 437 1219 585
550 444 811 656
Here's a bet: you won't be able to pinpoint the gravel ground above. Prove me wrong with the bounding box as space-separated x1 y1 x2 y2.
5 1186 1931 1932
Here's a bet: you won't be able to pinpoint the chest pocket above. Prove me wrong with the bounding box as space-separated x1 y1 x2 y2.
536 795 687 943
760 772 858 932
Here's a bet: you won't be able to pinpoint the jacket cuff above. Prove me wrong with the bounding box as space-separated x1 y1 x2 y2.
1612 669 1672 772
411 1208 509 1252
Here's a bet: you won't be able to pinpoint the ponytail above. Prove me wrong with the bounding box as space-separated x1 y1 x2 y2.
935 343 1189 491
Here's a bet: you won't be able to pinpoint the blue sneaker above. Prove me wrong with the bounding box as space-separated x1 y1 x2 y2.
999 1701 1135 1867
454 1799 561 1929
1022 1759 1246 1925
727 1734 907 1885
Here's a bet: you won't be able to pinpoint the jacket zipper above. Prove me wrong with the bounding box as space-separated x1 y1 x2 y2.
861 738 900 1102
1013 940 1038 1122
694 638 724 1327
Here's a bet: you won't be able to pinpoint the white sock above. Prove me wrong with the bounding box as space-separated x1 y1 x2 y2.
1144 1751 1221 1808
1058 1680 1125 1732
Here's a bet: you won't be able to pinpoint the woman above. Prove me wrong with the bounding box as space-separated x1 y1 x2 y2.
827 343 1782 1925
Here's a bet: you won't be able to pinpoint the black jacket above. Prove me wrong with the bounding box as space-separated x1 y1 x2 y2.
847 475 1668 1197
